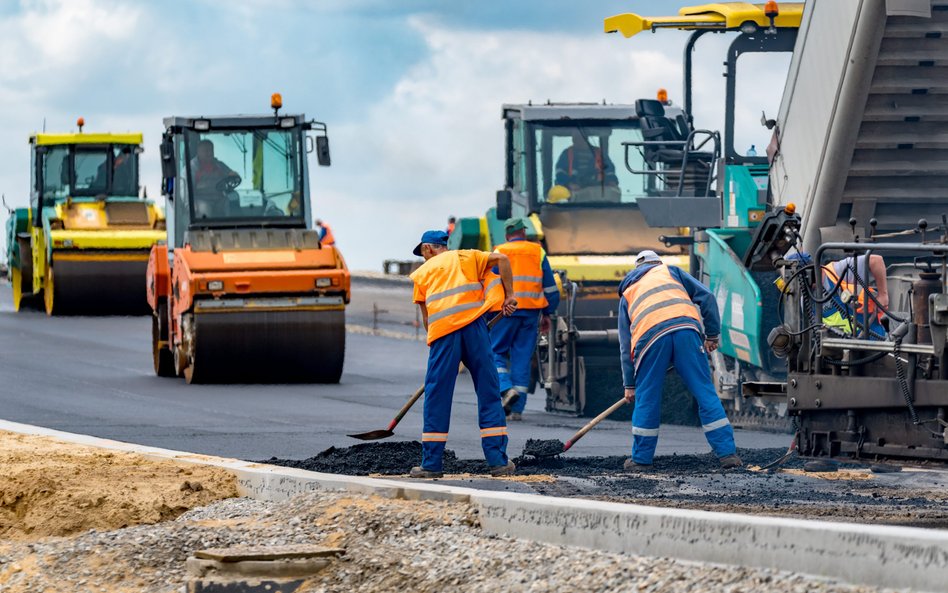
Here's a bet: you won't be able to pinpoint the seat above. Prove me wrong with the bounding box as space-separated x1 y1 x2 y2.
634 99 715 197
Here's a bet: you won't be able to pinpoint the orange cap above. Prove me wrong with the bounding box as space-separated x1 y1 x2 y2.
765 1 779 17
657 88 669 104
784 202 796 215
271 93 283 110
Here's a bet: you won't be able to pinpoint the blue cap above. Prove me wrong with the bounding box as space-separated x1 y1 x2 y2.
413 230 449 256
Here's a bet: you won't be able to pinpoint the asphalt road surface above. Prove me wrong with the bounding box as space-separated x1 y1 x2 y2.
0 275 786 461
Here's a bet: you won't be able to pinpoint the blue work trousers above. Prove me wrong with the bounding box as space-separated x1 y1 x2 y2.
490 311 540 413
631 329 736 464
422 316 509 471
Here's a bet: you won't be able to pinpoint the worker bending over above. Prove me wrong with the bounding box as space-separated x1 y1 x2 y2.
490 218 560 420
409 230 518 478
316 219 335 246
618 250 741 469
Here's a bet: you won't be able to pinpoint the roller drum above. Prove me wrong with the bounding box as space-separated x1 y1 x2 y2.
48 254 150 315
186 309 345 384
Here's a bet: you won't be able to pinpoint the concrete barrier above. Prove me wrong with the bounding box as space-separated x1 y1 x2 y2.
1 418 946 592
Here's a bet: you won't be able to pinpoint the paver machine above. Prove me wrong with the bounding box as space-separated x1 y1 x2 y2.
148 96 350 384
5 120 166 315
451 102 711 419
606 2 803 430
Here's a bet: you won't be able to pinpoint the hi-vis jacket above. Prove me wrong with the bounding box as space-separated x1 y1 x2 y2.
617 262 720 387
490 238 559 314
411 250 504 345
821 263 883 337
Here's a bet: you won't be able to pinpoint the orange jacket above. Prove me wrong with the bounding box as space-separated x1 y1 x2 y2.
622 264 701 361
411 250 503 344
320 223 335 246
490 240 547 311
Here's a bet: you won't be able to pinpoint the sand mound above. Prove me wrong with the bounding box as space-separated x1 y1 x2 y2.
0 431 237 541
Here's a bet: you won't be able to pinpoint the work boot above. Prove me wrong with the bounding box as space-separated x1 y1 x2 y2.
501 389 520 414
489 460 516 477
507 412 523 421
409 466 444 479
719 454 743 469
623 458 651 471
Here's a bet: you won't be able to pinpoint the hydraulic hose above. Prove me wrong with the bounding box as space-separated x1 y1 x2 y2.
893 334 920 425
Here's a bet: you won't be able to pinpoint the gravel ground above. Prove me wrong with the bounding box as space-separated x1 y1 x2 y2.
0 490 907 593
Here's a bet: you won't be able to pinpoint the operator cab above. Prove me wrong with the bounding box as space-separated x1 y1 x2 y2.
160 111 331 250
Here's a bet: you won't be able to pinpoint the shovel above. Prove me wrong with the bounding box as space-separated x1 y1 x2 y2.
348 313 504 441
523 397 629 458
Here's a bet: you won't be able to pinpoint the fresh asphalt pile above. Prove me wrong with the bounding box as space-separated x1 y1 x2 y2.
264 441 948 528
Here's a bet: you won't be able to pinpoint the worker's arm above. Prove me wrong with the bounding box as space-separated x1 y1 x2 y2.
618 295 635 390
671 267 721 349
868 254 889 309
418 303 429 330
486 251 517 315
540 255 560 333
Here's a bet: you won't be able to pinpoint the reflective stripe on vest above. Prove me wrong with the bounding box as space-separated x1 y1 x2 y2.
622 265 701 360
491 240 548 310
410 250 502 344
822 264 879 320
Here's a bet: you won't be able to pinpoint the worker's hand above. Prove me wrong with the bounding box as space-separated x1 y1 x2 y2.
539 314 552 334
877 291 889 310
502 297 518 316
623 387 636 404
704 337 720 353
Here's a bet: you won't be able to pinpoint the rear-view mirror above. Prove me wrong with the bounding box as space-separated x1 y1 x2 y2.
316 136 331 167
496 189 512 220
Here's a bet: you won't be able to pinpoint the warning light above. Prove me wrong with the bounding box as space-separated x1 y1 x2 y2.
784 202 796 215
656 88 669 105
764 1 779 18
77 117 85 132
271 93 283 113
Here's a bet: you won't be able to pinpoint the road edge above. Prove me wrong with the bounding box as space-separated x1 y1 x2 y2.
0 418 945 592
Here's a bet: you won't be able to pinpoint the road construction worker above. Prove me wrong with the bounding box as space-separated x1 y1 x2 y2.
789 252 889 339
191 139 239 217
409 230 518 478
490 218 560 421
554 130 619 202
316 219 336 246
447 216 456 235
618 250 742 469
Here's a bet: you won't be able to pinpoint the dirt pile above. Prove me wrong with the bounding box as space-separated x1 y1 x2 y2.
0 431 237 541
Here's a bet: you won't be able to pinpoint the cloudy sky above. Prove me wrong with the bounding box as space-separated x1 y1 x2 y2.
0 0 790 269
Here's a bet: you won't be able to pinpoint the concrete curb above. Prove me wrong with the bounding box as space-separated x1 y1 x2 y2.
2 419 946 592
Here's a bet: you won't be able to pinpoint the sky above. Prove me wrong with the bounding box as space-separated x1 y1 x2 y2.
0 0 791 270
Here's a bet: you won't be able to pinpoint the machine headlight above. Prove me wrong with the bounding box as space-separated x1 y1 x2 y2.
315 278 332 288
280 117 295 129
207 280 224 291
62 239 74 248
193 119 211 131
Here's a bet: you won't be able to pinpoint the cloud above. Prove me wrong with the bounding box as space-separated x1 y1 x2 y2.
320 18 688 268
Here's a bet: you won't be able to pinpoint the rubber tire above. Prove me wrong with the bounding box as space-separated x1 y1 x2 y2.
11 266 24 312
43 264 58 316
152 304 176 378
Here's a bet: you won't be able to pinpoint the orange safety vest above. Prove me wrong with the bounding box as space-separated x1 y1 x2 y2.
491 240 547 311
410 250 504 345
321 224 336 246
622 264 701 360
822 264 879 320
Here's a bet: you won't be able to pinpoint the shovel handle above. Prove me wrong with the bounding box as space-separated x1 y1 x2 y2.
387 313 504 432
563 397 628 452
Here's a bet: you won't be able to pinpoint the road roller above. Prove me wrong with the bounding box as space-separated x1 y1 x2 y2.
147 96 350 384
5 120 166 315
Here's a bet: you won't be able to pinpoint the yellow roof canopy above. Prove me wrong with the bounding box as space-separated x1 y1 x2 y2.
605 2 803 38
32 132 143 146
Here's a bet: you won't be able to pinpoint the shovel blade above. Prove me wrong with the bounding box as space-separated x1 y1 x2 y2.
347 429 395 441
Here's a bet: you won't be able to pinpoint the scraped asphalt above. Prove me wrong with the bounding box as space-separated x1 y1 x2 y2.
0 275 786 461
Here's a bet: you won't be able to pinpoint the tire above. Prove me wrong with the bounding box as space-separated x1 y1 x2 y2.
152 302 175 377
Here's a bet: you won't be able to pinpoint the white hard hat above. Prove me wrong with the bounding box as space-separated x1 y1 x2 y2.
634 250 661 267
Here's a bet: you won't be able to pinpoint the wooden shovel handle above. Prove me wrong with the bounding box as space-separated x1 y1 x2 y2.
563 397 628 452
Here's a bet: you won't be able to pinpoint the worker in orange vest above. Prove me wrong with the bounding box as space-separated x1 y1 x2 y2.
490 218 560 421
315 219 335 246
446 216 456 235
618 250 741 470
409 230 518 478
